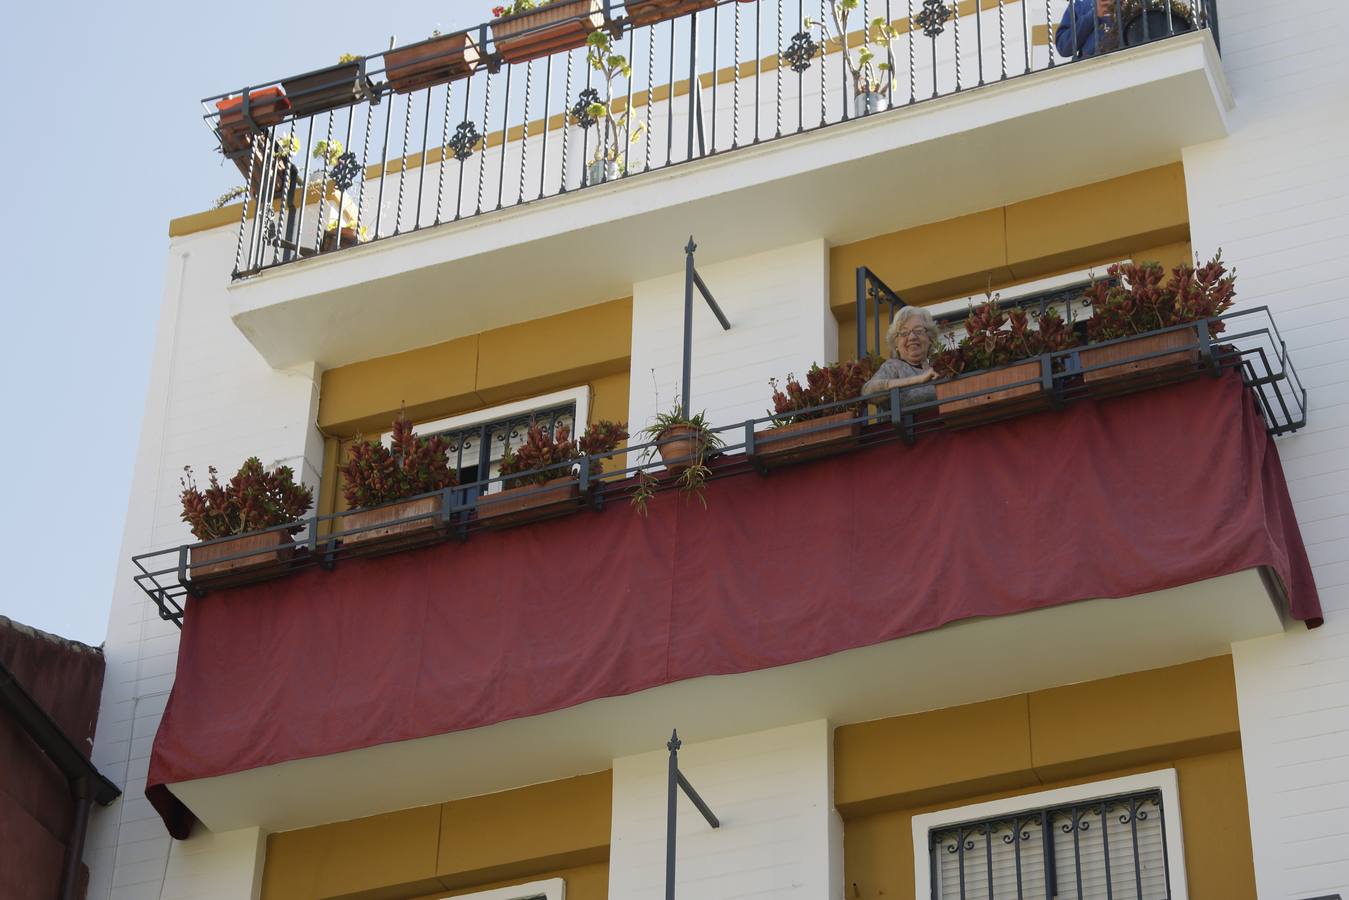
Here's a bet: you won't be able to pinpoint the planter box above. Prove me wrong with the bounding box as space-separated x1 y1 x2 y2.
1080 329 1200 387
189 530 293 587
320 225 363 252
936 360 1046 423
283 61 363 118
216 88 291 138
386 32 480 94
624 0 717 27
341 495 443 553
478 476 581 526
755 412 860 466
491 0 604 65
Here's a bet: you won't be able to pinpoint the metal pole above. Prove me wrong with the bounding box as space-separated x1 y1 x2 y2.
683 238 697 418
666 729 681 900
59 781 93 900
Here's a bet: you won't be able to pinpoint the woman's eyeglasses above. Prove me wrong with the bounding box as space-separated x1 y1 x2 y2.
895 328 930 339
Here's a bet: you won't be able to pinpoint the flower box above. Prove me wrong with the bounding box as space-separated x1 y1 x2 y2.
1080 329 1200 388
935 359 1046 422
216 88 291 138
755 412 860 466
282 61 363 118
188 531 293 587
385 32 480 94
341 495 443 553
623 0 717 27
491 0 605 65
477 476 581 526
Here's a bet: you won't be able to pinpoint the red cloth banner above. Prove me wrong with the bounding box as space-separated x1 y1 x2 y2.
148 374 1322 837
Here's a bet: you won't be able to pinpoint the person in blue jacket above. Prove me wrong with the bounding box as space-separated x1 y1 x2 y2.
1055 0 1116 59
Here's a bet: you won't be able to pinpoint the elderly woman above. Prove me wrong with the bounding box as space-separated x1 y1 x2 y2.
862 306 941 407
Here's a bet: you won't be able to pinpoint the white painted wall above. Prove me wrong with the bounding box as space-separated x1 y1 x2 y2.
82 222 324 900
1181 1 1349 897
627 239 835 438
608 720 844 900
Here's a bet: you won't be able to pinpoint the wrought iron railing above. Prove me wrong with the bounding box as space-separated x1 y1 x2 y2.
133 305 1299 627
205 0 1219 279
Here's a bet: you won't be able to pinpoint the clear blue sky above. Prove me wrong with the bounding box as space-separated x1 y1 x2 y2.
0 1 485 644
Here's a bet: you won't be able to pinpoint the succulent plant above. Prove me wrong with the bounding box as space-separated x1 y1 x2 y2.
179 458 313 541
340 411 457 509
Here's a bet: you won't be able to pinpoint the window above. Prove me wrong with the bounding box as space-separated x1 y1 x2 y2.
439 878 565 900
384 387 589 492
912 770 1189 900
926 264 1125 344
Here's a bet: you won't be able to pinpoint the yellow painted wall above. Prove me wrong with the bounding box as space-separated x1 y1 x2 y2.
261 771 611 900
837 656 1256 900
831 163 1192 361
318 298 632 511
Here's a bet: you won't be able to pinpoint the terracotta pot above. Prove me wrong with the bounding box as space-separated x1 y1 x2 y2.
189 530 293 586
935 359 1046 422
320 226 363 252
491 0 605 65
283 61 363 118
623 0 717 27
478 476 581 526
655 424 703 476
385 32 480 94
1080 329 1200 386
756 412 860 466
341 495 443 551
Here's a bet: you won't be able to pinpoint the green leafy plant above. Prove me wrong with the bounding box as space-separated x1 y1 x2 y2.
492 0 562 17
312 138 345 167
337 53 361 64
931 298 1079 378
212 185 248 209
769 357 882 425
340 411 457 509
806 0 899 95
273 133 300 159
631 404 723 516
580 31 646 165
498 420 629 487
1083 253 1236 342
180 458 313 541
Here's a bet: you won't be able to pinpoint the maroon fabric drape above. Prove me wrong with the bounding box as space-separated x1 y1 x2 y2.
148 373 1322 837
1 620 105 900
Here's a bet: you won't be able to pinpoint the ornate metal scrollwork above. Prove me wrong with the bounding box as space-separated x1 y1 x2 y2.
449 120 483 161
916 0 952 37
783 31 821 73
329 151 362 193
570 87 602 129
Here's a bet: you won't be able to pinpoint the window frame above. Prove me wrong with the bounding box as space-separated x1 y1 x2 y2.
439 877 566 900
910 768 1190 900
382 386 591 449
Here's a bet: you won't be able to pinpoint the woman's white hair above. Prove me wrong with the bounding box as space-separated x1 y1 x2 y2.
885 306 940 358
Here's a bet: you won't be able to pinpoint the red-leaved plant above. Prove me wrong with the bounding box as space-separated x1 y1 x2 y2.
179 458 313 541
498 420 628 488
1083 253 1236 342
340 411 457 509
931 299 1078 378
769 357 881 425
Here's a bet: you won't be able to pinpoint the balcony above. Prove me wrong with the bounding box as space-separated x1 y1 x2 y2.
136 306 1319 838
204 0 1229 368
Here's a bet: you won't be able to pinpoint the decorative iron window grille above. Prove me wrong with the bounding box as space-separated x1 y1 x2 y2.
928 789 1170 900
427 402 576 494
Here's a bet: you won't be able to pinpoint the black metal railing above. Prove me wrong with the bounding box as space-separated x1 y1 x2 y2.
928 789 1170 900
205 0 1219 279
132 305 1300 628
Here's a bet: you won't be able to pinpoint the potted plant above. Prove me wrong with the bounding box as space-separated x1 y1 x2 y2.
385 28 481 94
622 0 722 28
339 411 457 550
760 357 880 464
483 419 628 524
179 458 313 586
313 139 367 251
490 0 605 65
575 31 647 184
1079 253 1235 386
631 404 723 515
282 54 368 118
931 299 1078 420
804 1 899 115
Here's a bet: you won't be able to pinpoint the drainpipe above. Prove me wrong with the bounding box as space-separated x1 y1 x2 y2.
59 777 94 900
